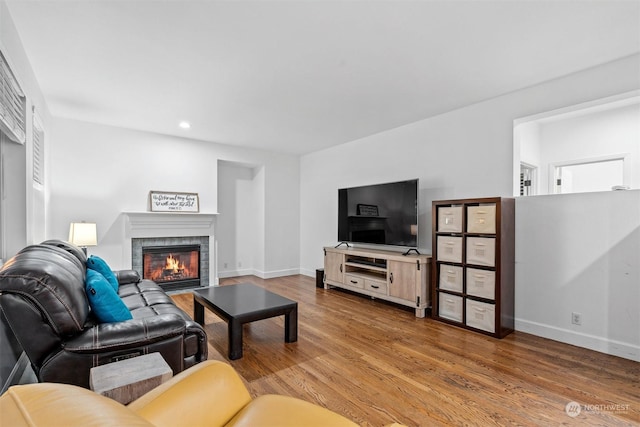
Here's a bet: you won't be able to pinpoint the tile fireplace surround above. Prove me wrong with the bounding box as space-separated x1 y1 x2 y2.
122 212 218 287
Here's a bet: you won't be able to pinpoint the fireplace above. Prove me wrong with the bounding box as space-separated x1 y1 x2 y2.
125 212 217 287
142 244 201 291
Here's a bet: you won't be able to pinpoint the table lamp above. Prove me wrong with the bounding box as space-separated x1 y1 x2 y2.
69 222 97 254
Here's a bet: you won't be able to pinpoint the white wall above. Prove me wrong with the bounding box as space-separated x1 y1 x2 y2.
518 123 541 167
49 118 300 278
516 190 639 361
300 54 640 360
0 0 50 260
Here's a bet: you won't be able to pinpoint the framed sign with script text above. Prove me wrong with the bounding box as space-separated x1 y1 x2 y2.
149 191 200 212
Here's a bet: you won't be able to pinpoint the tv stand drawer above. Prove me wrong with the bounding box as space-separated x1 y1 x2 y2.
344 274 365 289
364 279 386 294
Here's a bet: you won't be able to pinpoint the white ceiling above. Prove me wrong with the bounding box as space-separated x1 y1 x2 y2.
6 0 640 155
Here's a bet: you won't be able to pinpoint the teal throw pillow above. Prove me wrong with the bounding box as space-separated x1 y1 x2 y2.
85 269 132 323
87 255 119 292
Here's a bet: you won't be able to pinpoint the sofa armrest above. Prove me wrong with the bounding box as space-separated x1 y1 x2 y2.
64 314 185 353
0 382 154 427
128 360 252 427
115 269 141 285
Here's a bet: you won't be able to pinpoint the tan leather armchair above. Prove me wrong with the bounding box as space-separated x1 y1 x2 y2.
0 360 360 427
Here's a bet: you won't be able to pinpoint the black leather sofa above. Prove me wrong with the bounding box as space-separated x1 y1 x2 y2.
0 240 207 388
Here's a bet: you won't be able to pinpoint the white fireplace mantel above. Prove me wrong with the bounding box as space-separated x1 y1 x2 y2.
122 211 218 286
124 211 217 238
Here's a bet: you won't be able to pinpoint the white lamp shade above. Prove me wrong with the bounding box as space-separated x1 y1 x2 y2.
68 222 97 247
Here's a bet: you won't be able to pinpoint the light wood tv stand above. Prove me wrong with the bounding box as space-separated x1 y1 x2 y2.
323 246 431 317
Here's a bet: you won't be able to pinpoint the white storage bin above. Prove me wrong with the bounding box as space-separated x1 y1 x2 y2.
467 204 496 234
437 236 463 263
466 268 496 299
438 293 463 322
465 299 496 333
438 265 463 292
466 237 495 267
438 206 463 233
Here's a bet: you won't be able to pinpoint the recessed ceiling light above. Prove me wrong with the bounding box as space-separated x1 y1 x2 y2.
179 121 191 129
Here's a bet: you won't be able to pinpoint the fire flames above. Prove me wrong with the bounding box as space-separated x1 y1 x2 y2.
165 254 185 272
147 253 195 282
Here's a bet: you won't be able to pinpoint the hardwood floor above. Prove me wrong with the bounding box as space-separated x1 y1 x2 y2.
171 275 639 426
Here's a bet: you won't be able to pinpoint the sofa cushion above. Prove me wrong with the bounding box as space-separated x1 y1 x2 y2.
227 395 359 427
85 270 132 323
87 255 119 292
118 280 164 298
119 280 194 323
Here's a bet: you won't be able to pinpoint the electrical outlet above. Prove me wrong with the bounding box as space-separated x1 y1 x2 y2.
223 262 228 269
238 261 242 268
571 312 582 325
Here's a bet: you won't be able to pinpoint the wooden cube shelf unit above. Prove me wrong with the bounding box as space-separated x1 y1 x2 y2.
431 197 515 338
323 246 431 318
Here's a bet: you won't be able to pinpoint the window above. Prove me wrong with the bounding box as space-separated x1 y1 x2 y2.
552 156 626 194
0 50 26 144
0 51 28 263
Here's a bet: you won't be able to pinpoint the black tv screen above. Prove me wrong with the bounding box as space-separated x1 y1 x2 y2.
338 179 418 247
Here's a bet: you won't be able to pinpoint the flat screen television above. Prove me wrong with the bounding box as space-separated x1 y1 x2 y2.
338 179 418 248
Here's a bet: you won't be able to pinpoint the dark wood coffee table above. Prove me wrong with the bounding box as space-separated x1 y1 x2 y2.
192 283 298 360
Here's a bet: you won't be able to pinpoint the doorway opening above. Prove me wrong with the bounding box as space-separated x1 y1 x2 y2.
513 91 639 196
520 162 537 196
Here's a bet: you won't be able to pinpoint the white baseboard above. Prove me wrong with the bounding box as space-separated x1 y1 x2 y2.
217 268 253 279
217 268 300 280
299 268 317 278
515 318 640 362
260 268 300 279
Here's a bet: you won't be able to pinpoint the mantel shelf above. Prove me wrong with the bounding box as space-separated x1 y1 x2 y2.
122 211 219 216
122 212 218 232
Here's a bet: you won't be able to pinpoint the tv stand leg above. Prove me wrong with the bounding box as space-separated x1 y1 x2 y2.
335 241 352 248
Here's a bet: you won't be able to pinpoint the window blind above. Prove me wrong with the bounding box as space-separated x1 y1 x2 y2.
0 50 26 144
32 107 44 185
